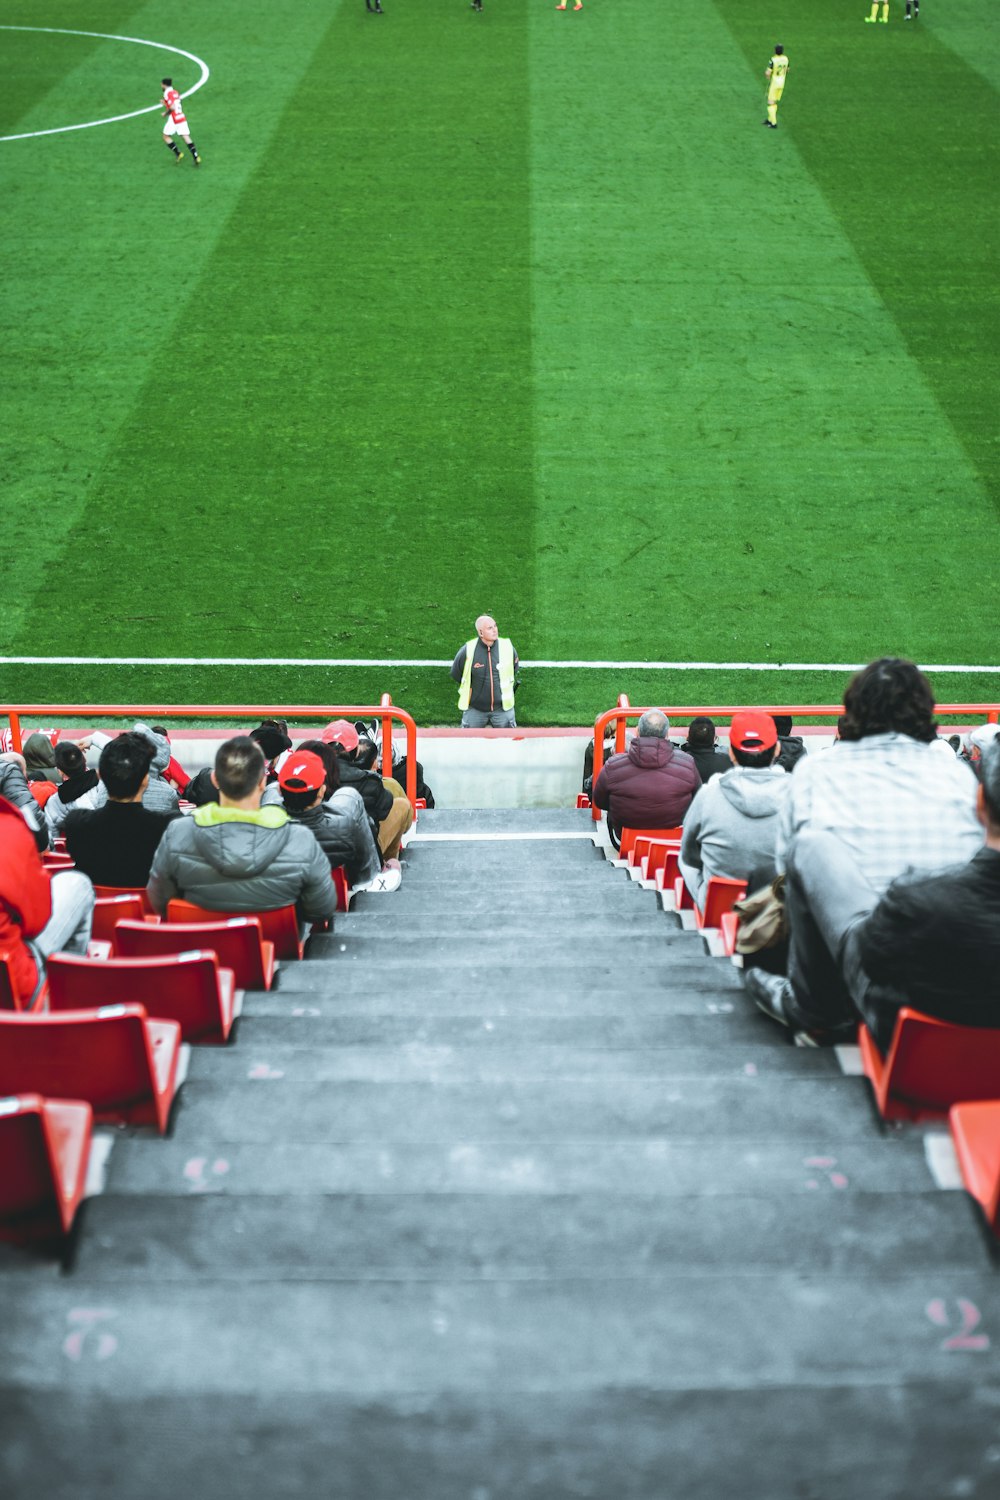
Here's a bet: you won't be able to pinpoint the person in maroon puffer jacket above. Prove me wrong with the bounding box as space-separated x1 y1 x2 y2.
592 710 701 842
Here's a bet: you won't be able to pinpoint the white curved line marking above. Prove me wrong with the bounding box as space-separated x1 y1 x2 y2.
0 27 210 141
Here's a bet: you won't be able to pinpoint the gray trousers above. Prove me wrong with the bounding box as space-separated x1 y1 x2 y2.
784 829 879 1032
460 708 517 728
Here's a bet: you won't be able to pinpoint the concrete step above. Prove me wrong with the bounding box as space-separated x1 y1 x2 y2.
170 1075 875 1145
233 1010 779 1046
72 1190 985 1281
270 967 743 1007
303 933 715 965
105 1134 936 1200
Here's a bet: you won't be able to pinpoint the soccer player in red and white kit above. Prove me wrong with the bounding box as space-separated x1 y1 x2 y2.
160 78 200 166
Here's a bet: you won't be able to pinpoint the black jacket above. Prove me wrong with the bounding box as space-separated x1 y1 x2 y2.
335 758 393 824
856 846 1000 1054
678 742 731 784
65 801 180 887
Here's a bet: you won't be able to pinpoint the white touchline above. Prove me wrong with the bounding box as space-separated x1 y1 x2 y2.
0 657 998 673
0 27 210 142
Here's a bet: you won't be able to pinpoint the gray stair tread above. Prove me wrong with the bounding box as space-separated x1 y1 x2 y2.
171 1076 876 1144
5 1274 999 1392
284 957 742 996
232 1010 783 1044
104 1136 937 1199
71 1191 987 1280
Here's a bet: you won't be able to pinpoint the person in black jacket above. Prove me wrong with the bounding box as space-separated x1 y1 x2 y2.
771 715 807 774
678 717 730 784
745 741 1000 1049
64 733 179 887
322 720 413 861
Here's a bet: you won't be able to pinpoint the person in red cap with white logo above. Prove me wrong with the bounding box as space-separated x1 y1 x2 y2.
322 721 413 862
679 709 792 910
276 746 400 892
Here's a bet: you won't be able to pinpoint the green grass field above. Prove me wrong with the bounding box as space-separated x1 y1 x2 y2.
2 0 998 727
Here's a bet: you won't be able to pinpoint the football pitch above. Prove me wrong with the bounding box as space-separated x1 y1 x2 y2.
2 0 998 727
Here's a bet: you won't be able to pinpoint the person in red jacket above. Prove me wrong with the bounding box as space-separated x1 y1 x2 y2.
592 709 701 844
0 796 95 1005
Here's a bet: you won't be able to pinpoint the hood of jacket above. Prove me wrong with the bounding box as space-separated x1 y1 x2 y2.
23 732 59 777
133 721 171 776
189 802 294 877
627 736 681 771
718 765 789 818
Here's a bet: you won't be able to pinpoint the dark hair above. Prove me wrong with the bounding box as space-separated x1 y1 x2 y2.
215 736 266 799
55 742 86 776
162 77 172 85
151 725 170 740
250 720 292 762
774 45 784 55
299 740 341 795
686 716 716 749
838 657 938 744
771 715 793 739
981 742 1000 824
281 785 322 815
732 744 779 770
99 732 155 800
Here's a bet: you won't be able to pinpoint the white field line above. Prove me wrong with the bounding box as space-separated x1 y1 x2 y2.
0 655 998 673
0 27 210 142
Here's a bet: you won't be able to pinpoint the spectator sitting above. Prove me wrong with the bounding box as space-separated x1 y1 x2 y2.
961 722 1000 783
147 736 336 929
250 718 292 781
0 752 49 851
772 715 807 774
679 710 791 909
322 720 414 862
678 717 730 784
747 656 984 1042
151 725 190 796
64 733 180 888
0 793 94 1008
23 731 61 785
592 709 701 843
45 742 101 834
273 744 395 890
90 722 180 816
746 741 1000 1052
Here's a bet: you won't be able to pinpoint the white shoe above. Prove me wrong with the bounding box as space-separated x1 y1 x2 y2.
364 858 402 893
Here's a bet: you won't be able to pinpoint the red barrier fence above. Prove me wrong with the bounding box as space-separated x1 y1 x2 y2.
590 695 1000 821
1 695 420 811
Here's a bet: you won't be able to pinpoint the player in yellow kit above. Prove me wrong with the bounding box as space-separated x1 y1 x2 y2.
865 2 889 20
763 45 788 129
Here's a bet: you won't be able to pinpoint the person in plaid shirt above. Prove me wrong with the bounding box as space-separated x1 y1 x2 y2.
745 658 983 1042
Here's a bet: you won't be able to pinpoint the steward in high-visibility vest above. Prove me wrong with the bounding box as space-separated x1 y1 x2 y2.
450 617 520 726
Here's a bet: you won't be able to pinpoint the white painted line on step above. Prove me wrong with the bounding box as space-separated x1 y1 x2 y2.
1 655 998 672
834 1045 864 1075
923 1132 965 1191
84 1131 115 1199
407 831 597 842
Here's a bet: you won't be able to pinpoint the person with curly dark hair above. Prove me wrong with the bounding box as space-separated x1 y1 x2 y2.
744 657 983 1042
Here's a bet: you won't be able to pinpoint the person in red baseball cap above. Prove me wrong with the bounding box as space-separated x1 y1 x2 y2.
678 709 792 910
322 721 413 862
276 746 397 891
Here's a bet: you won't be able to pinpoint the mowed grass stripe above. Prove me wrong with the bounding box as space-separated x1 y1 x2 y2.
526 0 997 684
16 0 536 669
2 0 338 652
0 1 147 134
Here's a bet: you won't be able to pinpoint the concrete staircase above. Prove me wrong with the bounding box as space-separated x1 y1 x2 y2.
2 809 998 1500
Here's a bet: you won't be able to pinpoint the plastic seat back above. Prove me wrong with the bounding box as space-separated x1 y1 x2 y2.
619 826 683 864
113 917 274 990
167 899 302 960
333 867 350 914
47 951 239 1044
949 1102 1000 1233
0 1006 184 1132
859 1008 1000 1122
91 894 152 944
93 885 155 916
640 838 681 882
696 877 748 931
41 853 75 870
0 1093 93 1235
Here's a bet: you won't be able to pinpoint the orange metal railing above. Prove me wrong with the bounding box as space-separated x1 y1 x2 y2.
1 693 420 811
590 695 1000 820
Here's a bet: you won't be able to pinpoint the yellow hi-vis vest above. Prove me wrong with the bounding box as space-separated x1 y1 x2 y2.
458 637 516 712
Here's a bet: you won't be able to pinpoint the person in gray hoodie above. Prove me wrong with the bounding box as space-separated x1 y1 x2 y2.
679 709 791 908
147 736 337 929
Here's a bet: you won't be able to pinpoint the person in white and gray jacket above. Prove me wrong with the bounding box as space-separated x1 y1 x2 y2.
679 709 791 909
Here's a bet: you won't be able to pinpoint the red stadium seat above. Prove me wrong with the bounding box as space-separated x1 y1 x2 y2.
695 877 748 931
859 1008 1000 1123
0 1006 185 1132
673 874 696 911
639 838 681 882
0 952 46 1013
91 894 158 944
949 1102 1000 1236
333 867 350 913
654 848 683 893
719 911 739 957
47 952 241 1046
113 917 275 991
93 885 156 916
40 853 75 870
167 899 302 960
0 1093 93 1240
576 794 592 809
619 827 683 864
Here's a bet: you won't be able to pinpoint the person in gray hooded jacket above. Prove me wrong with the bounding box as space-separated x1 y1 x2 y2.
147 736 337 928
679 709 791 909
92 722 179 816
